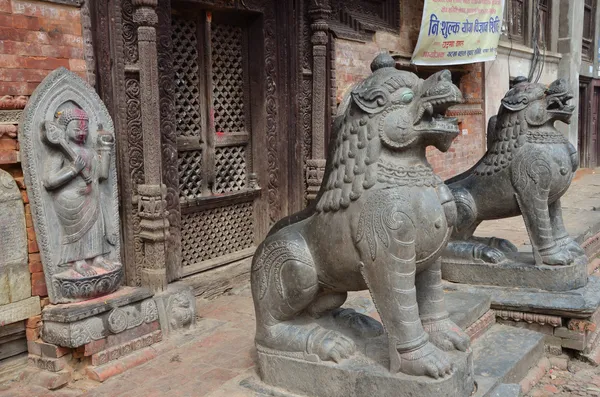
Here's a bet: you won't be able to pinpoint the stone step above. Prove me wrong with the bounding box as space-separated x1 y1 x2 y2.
472 324 544 397
487 383 522 397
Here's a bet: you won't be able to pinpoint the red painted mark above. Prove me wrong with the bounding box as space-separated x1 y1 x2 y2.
207 11 212 22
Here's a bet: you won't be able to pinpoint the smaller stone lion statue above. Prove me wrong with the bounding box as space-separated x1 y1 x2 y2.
445 76 586 266
251 54 469 379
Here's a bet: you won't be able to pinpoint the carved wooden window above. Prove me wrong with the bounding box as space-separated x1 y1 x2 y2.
504 0 527 45
538 0 550 48
172 9 258 275
583 0 595 61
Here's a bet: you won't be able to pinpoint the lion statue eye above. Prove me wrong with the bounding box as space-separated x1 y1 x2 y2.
401 91 414 104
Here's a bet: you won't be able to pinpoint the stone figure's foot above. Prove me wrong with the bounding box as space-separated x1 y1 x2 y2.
92 256 120 271
473 244 506 263
488 237 518 254
332 308 384 338
308 327 356 363
73 260 97 277
395 342 454 379
557 236 586 258
423 318 470 352
539 246 573 266
258 323 356 364
106 233 118 246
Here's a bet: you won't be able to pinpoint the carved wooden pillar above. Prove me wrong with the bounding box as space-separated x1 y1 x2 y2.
306 0 331 201
132 0 169 293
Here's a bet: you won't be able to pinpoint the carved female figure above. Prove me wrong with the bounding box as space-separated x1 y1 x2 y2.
43 107 118 277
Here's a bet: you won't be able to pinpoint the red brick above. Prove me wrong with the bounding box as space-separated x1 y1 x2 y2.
0 137 17 150
20 189 28 203
31 271 47 296
19 368 71 390
0 148 18 164
0 0 11 14
24 57 69 70
11 1 80 21
40 297 50 308
86 348 157 382
26 225 36 241
0 12 12 27
12 14 40 30
69 58 86 72
26 326 40 341
79 339 107 356
25 314 41 329
28 253 42 273
28 237 39 253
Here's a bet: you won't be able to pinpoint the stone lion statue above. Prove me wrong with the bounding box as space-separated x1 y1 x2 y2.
445 77 586 266
251 54 469 379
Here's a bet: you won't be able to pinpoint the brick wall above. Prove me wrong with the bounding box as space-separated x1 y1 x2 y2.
333 2 486 180
0 0 86 307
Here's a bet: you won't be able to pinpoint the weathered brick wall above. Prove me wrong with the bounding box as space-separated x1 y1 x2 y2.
0 0 87 307
334 1 486 180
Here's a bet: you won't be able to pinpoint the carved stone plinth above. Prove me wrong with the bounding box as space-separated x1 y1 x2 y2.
442 249 588 291
41 287 156 348
256 315 474 397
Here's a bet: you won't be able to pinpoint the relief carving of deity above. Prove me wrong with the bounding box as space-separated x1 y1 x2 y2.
21 68 123 303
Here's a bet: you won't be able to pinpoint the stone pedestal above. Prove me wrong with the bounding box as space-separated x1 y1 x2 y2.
26 287 163 383
256 320 475 397
445 276 600 356
442 248 588 292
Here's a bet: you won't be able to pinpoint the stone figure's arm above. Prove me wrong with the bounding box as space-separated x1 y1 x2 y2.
97 126 114 182
43 155 84 191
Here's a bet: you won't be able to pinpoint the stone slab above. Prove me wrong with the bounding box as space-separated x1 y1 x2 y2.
446 291 491 330
471 324 544 396
256 311 474 397
20 68 123 303
487 384 522 397
0 354 28 384
444 276 600 318
0 296 41 325
442 250 588 292
258 347 474 397
0 169 30 305
86 346 157 382
41 287 152 322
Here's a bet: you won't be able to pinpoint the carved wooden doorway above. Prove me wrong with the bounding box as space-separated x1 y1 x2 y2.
170 6 268 278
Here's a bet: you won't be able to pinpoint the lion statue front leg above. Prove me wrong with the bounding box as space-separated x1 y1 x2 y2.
357 207 459 378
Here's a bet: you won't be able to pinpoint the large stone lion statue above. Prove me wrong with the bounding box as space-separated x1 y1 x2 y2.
445 77 586 266
251 54 469 379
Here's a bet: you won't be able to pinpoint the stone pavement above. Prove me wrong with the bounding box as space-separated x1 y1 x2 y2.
1 168 599 397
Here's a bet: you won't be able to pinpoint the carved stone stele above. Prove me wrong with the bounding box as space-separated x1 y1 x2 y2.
21 68 123 304
251 54 474 397
442 77 588 291
0 169 30 304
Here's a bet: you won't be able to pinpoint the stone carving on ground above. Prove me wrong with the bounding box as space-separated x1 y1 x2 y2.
251 54 474 396
20 68 123 303
442 76 588 291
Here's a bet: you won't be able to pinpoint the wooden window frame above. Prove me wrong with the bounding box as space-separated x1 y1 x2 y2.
502 0 555 51
582 0 596 62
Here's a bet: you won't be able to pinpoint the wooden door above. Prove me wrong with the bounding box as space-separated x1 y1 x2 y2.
170 8 266 277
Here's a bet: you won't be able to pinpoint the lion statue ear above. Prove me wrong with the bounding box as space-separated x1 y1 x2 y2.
351 88 390 114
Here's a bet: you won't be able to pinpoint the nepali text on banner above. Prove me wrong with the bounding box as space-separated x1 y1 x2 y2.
412 0 505 66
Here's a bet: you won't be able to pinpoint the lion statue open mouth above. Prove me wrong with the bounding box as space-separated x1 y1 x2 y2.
444 76 585 266
251 53 468 379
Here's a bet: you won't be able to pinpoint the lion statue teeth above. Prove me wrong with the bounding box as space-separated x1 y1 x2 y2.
444 76 586 267
251 53 469 379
